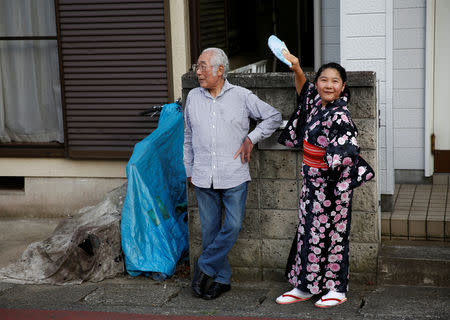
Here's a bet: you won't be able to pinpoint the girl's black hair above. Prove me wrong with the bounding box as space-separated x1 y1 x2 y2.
314 62 351 102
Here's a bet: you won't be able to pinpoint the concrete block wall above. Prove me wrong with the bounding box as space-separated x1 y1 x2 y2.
182 72 378 284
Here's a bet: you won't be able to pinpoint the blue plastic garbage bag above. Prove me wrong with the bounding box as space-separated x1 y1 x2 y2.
121 103 188 278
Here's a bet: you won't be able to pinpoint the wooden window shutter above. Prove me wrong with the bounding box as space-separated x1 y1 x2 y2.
199 0 227 51
190 0 228 60
55 0 172 159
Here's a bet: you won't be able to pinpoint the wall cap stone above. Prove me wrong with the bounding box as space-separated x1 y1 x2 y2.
182 71 376 89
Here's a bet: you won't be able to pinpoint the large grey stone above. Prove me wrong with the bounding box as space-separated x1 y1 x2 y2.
350 86 376 101
349 99 377 119
354 118 377 150
263 268 286 281
241 209 261 239
359 150 377 173
353 181 378 212
258 132 288 150
231 267 262 281
186 183 197 207
188 238 202 264
262 239 292 269
259 150 298 179
246 180 260 209
351 211 379 243
349 242 379 273
260 209 298 240
260 179 299 210
229 238 261 267
253 88 296 117
188 207 201 242
249 148 260 178
347 71 377 86
296 152 304 166
348 87 377 119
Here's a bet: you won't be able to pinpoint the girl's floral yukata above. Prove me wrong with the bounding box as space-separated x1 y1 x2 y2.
278 81 374 294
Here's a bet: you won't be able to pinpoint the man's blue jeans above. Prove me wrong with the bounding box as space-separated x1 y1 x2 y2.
194 182 248 285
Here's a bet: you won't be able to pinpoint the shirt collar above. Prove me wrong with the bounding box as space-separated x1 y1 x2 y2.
200 79 234 99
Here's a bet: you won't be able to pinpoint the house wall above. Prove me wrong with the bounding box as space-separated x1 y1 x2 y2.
321 0 340 63
393 0 426 171
183 71 379 284
0 159 126 218
340 0 394 195
340 0 428 189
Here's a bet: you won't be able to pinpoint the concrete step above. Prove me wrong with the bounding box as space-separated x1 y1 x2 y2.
378 240 450 287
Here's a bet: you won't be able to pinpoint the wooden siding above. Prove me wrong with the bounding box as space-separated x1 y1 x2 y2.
393 0 426 170
189 0 227 61
56 0 170 159
341 0 394 195
321 0 340 64
198 0 227 51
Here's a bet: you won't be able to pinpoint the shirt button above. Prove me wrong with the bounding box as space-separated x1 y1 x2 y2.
212 125 215 128
213 100 216 103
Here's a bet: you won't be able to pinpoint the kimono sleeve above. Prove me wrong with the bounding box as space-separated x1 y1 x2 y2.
277 81 315 148
325 110 360 171
325 109 375 190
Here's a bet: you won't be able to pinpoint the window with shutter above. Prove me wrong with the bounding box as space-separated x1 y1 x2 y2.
189 0 227 62
57 0 172 159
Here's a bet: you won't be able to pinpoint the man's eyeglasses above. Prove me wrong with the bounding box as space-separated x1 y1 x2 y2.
192 64 210 72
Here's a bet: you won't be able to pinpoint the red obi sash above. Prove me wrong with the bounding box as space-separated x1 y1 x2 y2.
303 140 328 168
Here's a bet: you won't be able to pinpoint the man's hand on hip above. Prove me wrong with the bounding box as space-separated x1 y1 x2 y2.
233 137 254 164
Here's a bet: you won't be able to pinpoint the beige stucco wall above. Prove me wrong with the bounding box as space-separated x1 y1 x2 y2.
0 159 127 218
169 0 190 100
0 177 126 218
0 158 126 178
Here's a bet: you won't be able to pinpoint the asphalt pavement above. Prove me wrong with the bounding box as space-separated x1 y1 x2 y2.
1 275 449 320
1 218 449 320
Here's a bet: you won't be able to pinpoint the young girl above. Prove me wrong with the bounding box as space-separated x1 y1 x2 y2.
276 52 374 308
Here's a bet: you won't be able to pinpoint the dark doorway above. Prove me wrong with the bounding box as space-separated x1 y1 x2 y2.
189 0 315 72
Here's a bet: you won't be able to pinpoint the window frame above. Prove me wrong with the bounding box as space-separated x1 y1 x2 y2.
0 5 66 158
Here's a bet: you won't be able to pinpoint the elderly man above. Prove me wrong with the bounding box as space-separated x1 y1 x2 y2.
183 48 282 300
